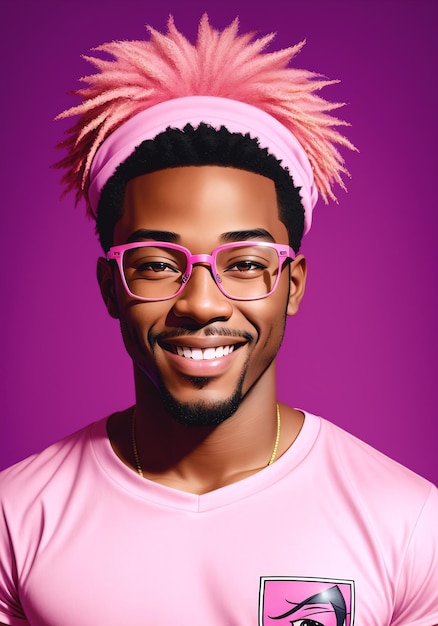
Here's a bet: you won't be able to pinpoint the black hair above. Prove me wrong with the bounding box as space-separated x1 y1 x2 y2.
269 584 347 626
96 123 305 253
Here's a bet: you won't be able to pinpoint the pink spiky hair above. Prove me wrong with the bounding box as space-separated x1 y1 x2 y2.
56 14 355 231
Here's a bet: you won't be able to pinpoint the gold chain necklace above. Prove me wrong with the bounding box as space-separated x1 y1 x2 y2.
267 402 281 466
131 406 144 477
131 403 281 477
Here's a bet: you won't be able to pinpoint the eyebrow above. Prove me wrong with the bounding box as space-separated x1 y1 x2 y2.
221 229 276 243
125 228 276 245
125 229 180 244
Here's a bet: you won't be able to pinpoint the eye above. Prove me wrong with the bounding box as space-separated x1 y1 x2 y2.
290 621 324 626
135 261 179 274
224 260 267 273
123 246 185 279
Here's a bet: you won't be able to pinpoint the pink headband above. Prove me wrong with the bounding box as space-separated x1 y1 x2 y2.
89 96 318 234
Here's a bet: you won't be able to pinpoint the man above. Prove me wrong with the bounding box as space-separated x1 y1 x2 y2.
0 15 437 625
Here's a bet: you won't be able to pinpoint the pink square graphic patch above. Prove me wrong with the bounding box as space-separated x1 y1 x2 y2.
259 576 355 625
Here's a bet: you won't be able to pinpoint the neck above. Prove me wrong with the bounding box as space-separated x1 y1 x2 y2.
108 363 304 494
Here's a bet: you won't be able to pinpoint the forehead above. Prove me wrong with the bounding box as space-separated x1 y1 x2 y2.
113 166 288 246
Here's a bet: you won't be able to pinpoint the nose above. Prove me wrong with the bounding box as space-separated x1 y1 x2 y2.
172 264 233 324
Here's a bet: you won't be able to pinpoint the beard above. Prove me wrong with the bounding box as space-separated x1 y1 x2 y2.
137 314 287 427
157 371 245 427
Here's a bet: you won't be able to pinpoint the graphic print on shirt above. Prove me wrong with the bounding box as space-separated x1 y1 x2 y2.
259 576 355 625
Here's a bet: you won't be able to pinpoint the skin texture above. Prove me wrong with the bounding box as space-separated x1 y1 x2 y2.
98 166 307 494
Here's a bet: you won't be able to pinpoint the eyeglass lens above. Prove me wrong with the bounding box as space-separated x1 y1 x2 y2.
122 244 281 300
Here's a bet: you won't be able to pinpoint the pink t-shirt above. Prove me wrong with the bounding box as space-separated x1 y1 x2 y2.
0 412 437 625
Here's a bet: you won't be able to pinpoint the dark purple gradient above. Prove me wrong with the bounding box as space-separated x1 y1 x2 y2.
1 1 437 483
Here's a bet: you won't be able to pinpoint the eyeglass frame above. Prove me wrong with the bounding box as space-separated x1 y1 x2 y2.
106 240 295 302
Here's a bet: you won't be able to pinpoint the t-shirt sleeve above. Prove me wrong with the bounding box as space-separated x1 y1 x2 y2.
391 483 438 625
0 563 29 624
0 499 29 625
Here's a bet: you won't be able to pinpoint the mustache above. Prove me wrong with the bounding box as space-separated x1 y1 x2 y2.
152 327 253 343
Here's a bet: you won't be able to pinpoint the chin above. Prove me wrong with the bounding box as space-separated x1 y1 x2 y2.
158 375 244 427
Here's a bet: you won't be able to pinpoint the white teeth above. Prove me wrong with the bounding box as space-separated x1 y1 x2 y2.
174 345 235 360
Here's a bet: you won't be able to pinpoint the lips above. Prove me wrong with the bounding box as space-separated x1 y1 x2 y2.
155 329 252 376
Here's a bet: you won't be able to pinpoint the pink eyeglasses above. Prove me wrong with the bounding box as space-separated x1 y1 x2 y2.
107 241 294 301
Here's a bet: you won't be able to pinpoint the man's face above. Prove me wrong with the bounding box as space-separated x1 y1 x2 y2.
100 166 305 426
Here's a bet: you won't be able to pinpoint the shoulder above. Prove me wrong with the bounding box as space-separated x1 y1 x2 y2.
306 413 438 606
310 413 437 522
0 418 108 510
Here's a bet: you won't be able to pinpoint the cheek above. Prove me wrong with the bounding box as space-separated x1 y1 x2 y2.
116 298 164 351
244 278 290 332
241 288 289 354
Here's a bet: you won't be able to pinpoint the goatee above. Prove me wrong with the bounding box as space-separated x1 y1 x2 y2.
157 374 244 427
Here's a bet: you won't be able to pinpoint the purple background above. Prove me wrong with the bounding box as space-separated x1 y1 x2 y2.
1 0 437 483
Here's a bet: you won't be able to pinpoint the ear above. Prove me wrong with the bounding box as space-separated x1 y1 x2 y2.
96 257 119 319
287 254 307 316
